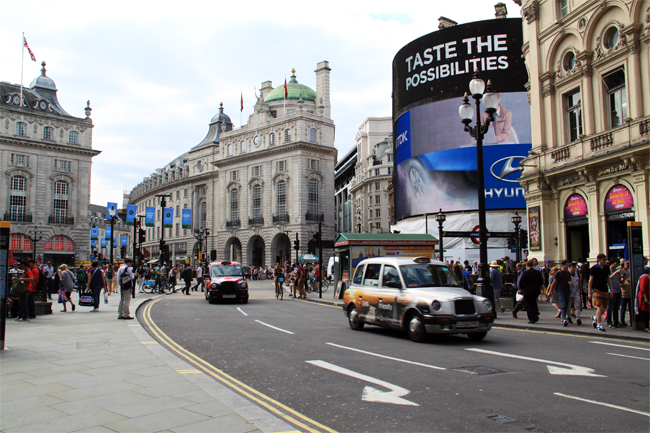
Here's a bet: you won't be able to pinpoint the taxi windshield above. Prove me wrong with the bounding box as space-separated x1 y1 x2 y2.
400 264 461 288
211 265 243 277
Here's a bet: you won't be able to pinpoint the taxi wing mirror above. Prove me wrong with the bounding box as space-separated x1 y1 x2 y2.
386 281 402 289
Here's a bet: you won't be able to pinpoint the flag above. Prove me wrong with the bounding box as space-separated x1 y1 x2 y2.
23 35 36 62
241 92 243 112
284 78 288 98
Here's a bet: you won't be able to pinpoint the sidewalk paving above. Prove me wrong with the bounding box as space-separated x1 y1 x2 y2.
0 289 295 433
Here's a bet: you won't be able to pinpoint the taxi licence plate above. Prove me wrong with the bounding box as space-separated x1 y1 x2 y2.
223 294 236 298
457 321 478 328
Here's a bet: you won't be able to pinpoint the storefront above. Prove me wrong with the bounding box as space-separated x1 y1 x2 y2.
564 193 589 261
604 184 635 260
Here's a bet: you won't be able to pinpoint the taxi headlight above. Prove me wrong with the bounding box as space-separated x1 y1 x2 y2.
482 299 492 311
211 283 218 290
432 300 441 311
238 281 247 289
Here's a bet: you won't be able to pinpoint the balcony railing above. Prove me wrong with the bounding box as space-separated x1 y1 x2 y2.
49 215 75 225
272 213 290 223
305 212 324 222
226 219 241 228
248 216 264 226
3 213 32 222
175 249 187 255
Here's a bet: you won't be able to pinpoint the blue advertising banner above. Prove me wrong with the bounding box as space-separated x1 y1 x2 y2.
101 238 107 247
145 207 155 227
113 238 117 247
106 202 118 220
121 236 128 246
91 240 97 247
182 208 192 229
126 205 137 226
90 227 99 240
105 226 111 240
163 208 173 228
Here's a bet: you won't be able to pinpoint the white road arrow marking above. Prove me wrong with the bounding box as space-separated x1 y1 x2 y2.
466 348 606 377
306 360 418 406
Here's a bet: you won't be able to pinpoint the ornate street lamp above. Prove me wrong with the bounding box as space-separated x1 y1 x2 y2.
512 210 522 263
108 205 117 267
435 209 446 261
459 69 499 311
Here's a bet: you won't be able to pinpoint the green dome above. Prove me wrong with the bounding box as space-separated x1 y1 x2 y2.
264 69 317 103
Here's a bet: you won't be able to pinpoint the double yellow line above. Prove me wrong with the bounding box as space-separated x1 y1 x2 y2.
140 299 337 433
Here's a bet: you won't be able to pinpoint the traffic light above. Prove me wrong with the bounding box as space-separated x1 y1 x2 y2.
210 250 217 261
198 251 202 262
294 239 300 250
313 232 321 249
120 245 127 257
520 230 528 249
507 237 515 249
139 229 146 243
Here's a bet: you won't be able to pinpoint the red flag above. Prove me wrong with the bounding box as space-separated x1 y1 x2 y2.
241 92 243 112
284 78 288 98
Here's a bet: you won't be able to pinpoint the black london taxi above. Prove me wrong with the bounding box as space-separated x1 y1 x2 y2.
343 256 494 342
205 260 249 304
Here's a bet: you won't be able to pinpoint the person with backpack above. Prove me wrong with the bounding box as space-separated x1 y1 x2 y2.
105 265 115 294
117 258 135 320
137 264 146 293
76 265 87 293
58 264 77 312
87 261 106 312
181 264 193 295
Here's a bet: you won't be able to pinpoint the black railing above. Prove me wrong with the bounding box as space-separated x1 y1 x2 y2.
48 215 74 225
175 249 187 255
226 219 241 228
272 213 290 223
3 213 32 222
305 212 324 222
248 216 264 226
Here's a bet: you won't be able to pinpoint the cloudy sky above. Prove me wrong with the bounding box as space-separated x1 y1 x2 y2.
1 0 521 207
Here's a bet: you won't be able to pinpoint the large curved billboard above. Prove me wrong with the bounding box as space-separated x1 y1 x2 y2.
393 18 530 219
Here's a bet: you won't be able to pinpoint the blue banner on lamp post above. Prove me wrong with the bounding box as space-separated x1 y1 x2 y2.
163 208 173 228
107 202 118 220
145 207 155 227
182 208 192 229
126 205 137 226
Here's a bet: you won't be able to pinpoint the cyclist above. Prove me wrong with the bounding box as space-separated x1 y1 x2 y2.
312 261 321 293
273 263 284 298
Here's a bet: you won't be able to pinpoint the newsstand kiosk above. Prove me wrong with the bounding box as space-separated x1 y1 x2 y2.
332 233 438 299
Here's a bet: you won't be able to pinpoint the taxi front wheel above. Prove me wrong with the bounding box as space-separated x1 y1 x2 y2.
406 312 427 342
348 306 364 331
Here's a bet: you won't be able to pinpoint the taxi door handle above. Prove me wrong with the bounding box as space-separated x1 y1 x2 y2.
378 298 383 302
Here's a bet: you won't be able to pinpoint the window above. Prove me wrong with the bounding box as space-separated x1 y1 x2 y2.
252 166 261 177
369 209 373 218
287 109 296 114
276 160 286 172
308 179 319 216
269 133 275 145
375 209 381 218
375 182 380 191
230 170 239 181
566 90 583 142
230 190 239 222
563 51 576 72
369 223 374 231
69 131 79 144
308 159 319 170
176 205 179 215
10 154 29 167
277 180 287 216
368 195 372 205
176 191 180 199
183 188 188 198
241 140 246 153
284 129 291 143
16 122 26 136
375 169 380 176
310 128 317 142
43 126 54 140
54 159 71 172
376 222 381 230
157 209 161 221
175 223 179 237
252 185 262 218
363 264 382 286
603 69 627 128
53 180 69 220
559 0 569 17
270 110 277 118
200 201 207 229
10 176 27 220
604 26 619 49
387 154 392 162
387 167 392 175
227 143 233 156
375 195 381 204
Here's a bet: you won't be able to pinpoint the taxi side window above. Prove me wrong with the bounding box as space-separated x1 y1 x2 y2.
363 264 382 286
381 266 400 287
353 265 365 284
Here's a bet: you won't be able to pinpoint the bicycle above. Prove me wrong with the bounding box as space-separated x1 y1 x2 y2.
275 276 284 300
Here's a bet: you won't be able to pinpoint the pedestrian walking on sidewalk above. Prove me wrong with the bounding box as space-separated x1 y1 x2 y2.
569 262 582 325
489 261 505 314
512 262 525 318
137 264 146 293
620 260 632 326
589 253 612 332
581 259 591 309
58 264 76 312
117 259 135 319
87 261 106 312
181 264 193 295
636 266 650 333
517 260 544 323
191 263 204 292
548 260 572 326
15 260 34 321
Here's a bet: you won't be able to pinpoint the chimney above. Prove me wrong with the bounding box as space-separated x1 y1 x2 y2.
260 80 273 100
495 2 508 19
315 61 331 119
438 17 458 30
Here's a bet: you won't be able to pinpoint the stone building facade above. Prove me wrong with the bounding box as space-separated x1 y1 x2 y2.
518 0 650 261
128 62 336 267
0 62 99 266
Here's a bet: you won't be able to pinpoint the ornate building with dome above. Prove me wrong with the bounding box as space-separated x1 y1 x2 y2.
128 61 336 267
0 62 100 266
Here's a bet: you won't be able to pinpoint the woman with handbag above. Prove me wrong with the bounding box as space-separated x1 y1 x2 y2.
58 264 76 312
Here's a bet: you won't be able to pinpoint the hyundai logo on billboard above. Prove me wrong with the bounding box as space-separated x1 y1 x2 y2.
393 18 530 218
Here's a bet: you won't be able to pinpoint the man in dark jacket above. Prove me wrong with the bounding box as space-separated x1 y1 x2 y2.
181 265 193 295
518 261 544 323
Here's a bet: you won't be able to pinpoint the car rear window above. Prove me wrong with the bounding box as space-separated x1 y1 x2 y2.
211 265 243 277
400 264 461 288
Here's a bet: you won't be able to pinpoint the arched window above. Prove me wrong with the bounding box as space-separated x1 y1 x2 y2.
53 180 69 223
10 234 33 250
9 176 27 221
43 126 54 140
284 129 291 143
308 179 319 216
277 181 287 217
44 235 75 251
252 185 262 219
230 190 239 223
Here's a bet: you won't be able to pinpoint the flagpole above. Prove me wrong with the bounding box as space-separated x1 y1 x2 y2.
283 75 286 115
240 90 242 128
20 32 25 107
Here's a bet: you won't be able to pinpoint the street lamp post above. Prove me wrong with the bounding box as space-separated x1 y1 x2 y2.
108 205 117 268
435 209 446 262
193 228 210 264
512 210 522 263
459 69 499 312
27 227 43 262
155 194 172 264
